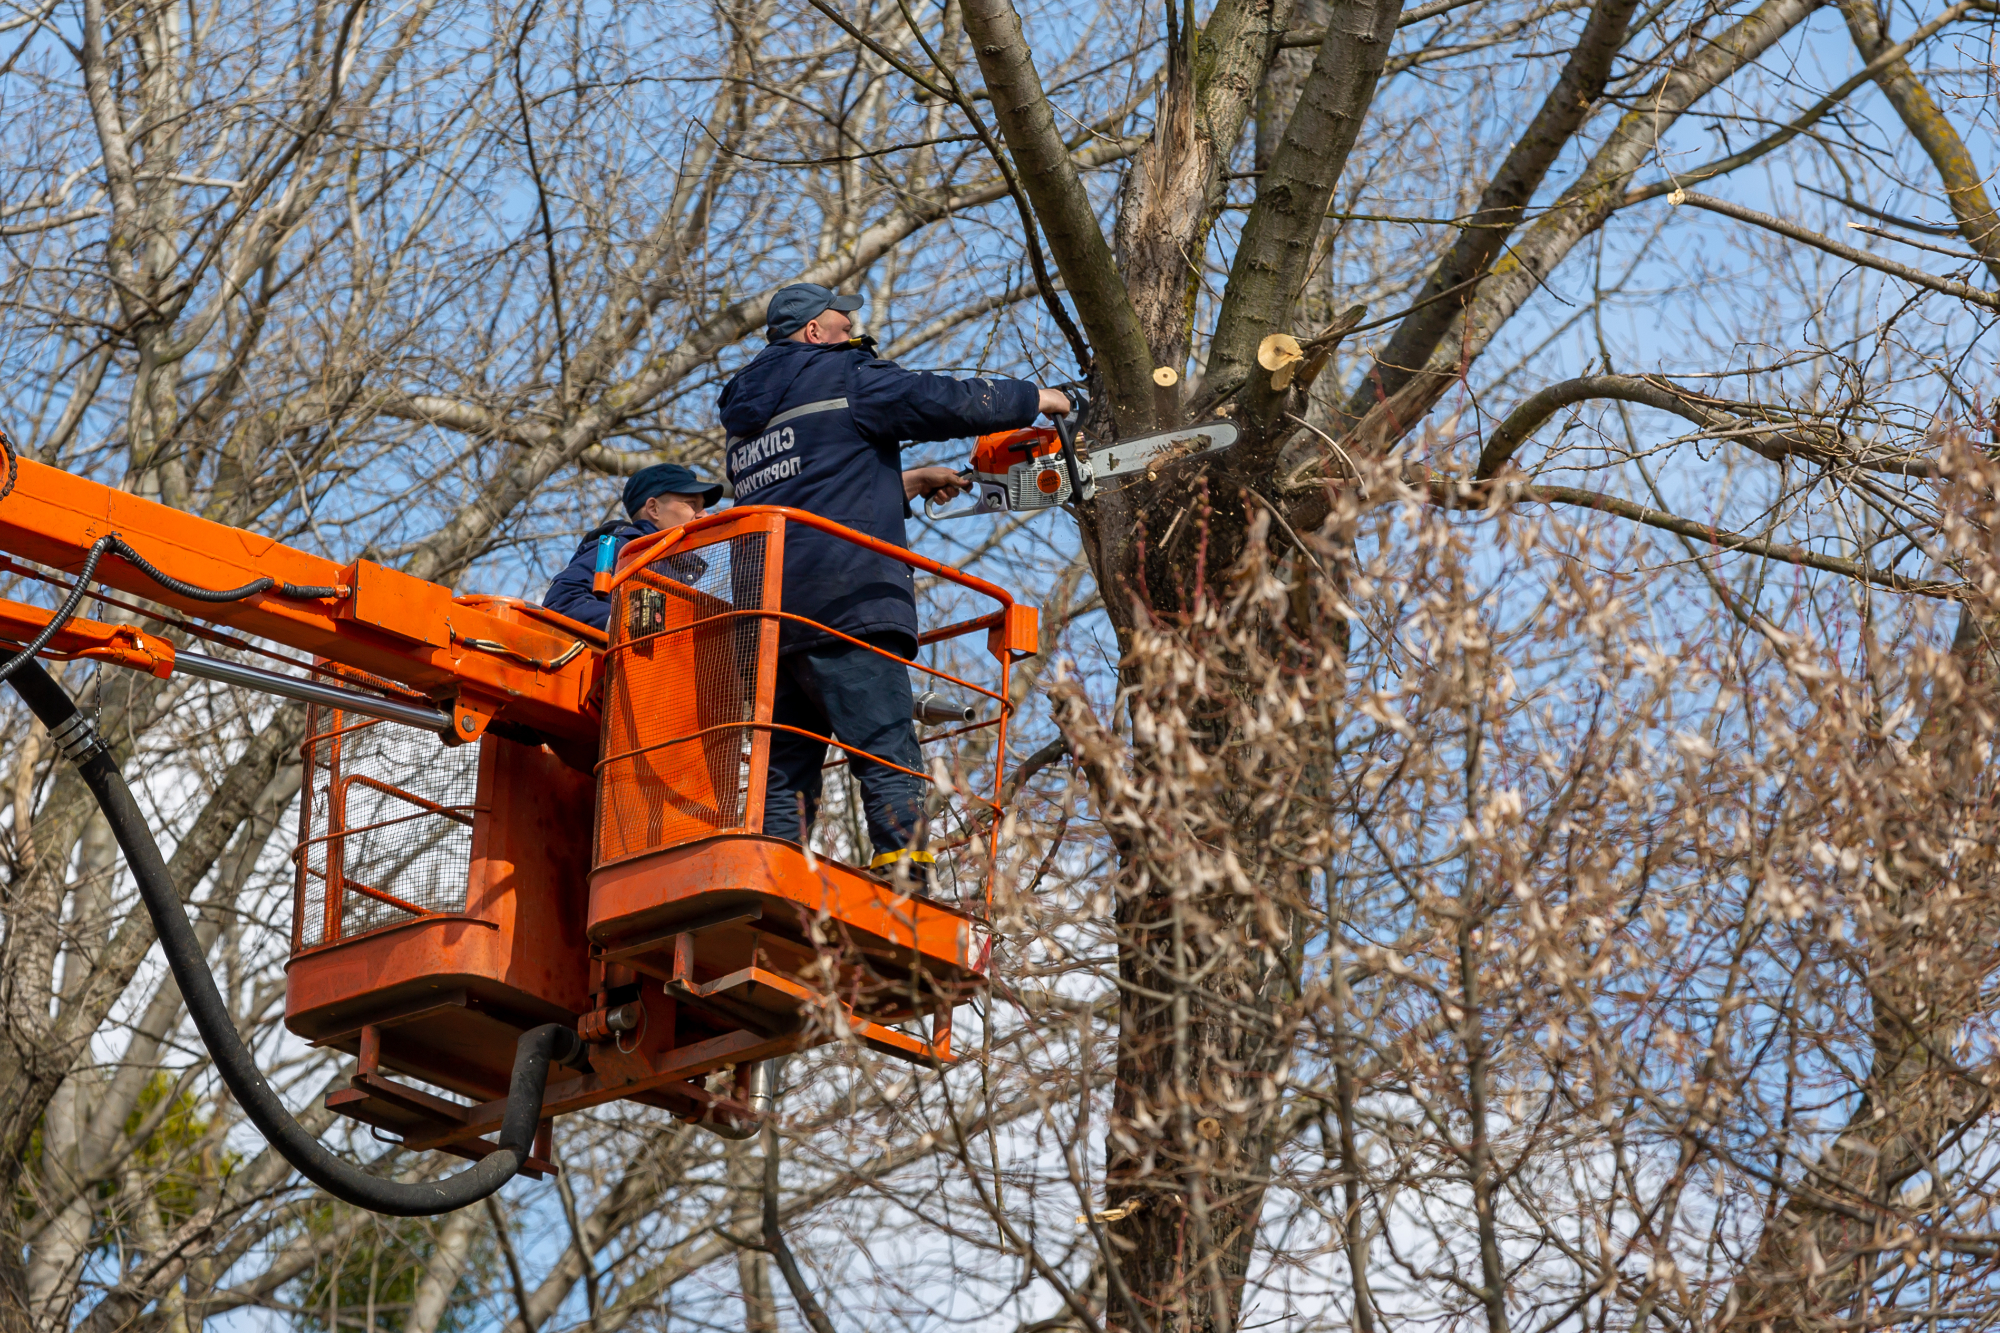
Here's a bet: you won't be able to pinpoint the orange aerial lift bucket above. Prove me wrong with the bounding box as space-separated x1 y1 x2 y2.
280 507 1036 1159
587 506 1032 1065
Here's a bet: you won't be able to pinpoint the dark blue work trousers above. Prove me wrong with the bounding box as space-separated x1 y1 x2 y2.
761 634 924 856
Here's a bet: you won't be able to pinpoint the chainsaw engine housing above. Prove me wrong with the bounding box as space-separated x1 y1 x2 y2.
969 426 1079 514
999 456 1074 509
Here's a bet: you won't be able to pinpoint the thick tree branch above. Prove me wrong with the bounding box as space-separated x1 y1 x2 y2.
1282 0 1493 41
1834 0 2000 282
959 0 1156 423
1202 0 1404 460
883 0 1092 372
1476 373 1942 479
405 1210 483 1333
758 1122 839 1333
1339 0 1823 456
1355 0 1643 414
1111 0 1299 386
1620 0 1976 208
1429 479 1960 598
1003 735 1072 808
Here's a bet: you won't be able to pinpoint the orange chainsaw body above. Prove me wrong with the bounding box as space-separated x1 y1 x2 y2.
965 426 1072 511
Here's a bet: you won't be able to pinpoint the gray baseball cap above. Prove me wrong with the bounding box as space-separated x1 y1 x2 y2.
766 282 864 341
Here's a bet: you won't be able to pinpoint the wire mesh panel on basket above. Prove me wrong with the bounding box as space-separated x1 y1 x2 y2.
597 531 768 865
293 706 480 950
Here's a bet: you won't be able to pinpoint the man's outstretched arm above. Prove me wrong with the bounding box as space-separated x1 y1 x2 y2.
850 358 1043 444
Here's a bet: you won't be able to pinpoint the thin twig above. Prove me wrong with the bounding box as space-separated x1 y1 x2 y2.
484 1196 539 1333
1621 1 1975 207
510 0 571 405
760 1120 840 1333
1245 487 1332 581
1846 222 1987 264
885 0 1093 372
1670 192 2000 310
1432 478 1963 598
1284 412 1362 490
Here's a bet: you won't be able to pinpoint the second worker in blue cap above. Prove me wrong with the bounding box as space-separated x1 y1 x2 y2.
542 463 725 631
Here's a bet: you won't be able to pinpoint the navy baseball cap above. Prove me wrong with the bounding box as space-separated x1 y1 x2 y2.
623 463 723 518
766 282 864 341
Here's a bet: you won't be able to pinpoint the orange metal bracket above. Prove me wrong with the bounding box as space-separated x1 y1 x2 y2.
0 597 174 677
989 604 1039 661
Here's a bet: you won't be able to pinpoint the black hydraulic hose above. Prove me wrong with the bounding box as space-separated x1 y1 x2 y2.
0 534 112 683
8 657 582 1216
100 533 345 601
0 525 341 684
0 418 332 604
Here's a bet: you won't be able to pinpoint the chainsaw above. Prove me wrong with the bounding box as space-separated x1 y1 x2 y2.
924 389 1236 521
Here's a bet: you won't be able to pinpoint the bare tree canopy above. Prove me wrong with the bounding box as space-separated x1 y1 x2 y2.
3 0 2000 1328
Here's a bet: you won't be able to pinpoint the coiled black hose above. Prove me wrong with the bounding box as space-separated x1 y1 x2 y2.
8 658 581 1216
0 535 112 683
101 533 345 602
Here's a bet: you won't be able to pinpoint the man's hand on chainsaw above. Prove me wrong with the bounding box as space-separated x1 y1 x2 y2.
904 466 972 503
1037 388 1073 418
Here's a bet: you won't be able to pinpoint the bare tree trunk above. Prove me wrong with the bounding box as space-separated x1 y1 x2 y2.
1110 0 1299 380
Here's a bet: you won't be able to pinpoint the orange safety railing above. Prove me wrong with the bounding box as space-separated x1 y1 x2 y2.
293 703 483 952
592 506 1035 887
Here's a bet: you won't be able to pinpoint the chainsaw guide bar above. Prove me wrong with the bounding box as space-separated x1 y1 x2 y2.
1088 422 1238 486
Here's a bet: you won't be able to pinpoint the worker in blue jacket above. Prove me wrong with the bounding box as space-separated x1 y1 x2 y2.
719 281 1070 873
542 463 723 632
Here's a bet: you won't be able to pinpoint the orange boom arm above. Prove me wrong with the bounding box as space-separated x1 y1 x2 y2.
0 458 602 741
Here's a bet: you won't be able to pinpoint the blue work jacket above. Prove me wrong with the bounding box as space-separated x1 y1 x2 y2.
543 518 658 632
718 339 1039 652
